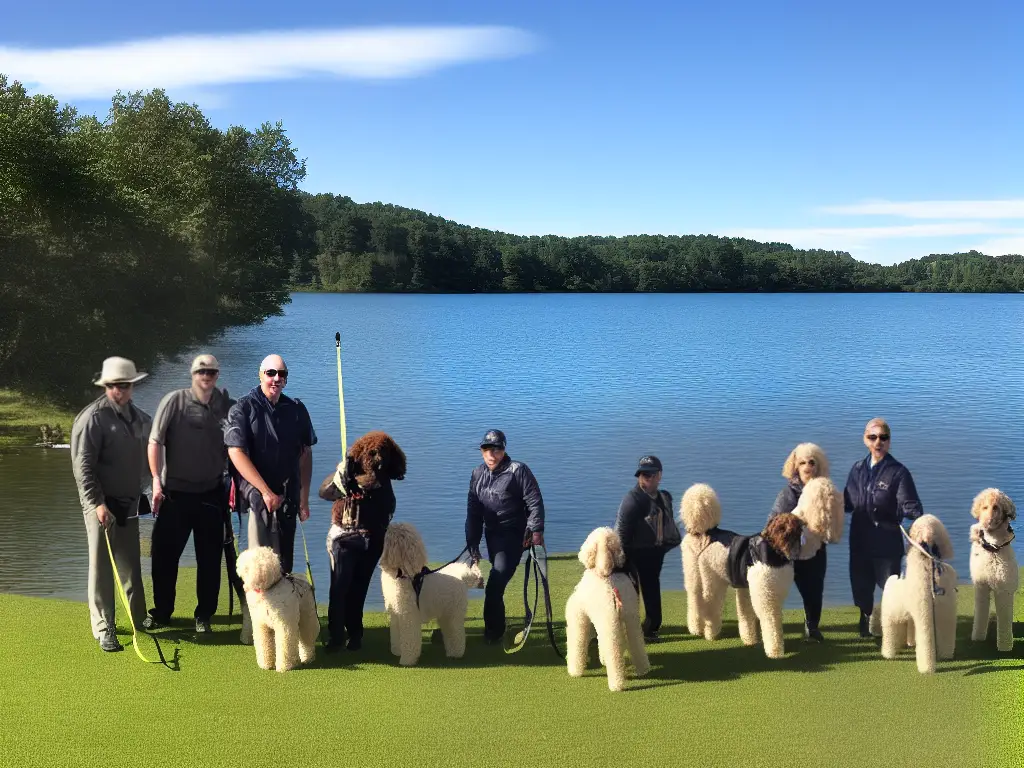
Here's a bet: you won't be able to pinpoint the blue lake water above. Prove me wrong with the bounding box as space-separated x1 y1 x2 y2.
1 291 1021 614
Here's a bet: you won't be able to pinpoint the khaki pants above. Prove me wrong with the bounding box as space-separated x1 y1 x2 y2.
84 509 147 638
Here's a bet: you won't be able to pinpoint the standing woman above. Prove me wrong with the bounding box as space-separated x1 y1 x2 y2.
768 443 830 642
843 418 923 638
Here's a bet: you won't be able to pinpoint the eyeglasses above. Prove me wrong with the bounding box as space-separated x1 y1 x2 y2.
105 382 133 390
194 369 218 377
798 459 816 466
866 433 890 442
262 369 288 379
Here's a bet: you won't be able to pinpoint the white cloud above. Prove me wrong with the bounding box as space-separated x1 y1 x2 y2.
819 199 1024 219
728 222 1023 250
0 26 538 99
963 236 1024 257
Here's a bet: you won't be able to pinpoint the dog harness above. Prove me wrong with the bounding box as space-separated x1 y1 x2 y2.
979 525 1015 553
397 546 471 608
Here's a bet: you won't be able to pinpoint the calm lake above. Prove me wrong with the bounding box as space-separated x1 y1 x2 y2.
2 292 1022 614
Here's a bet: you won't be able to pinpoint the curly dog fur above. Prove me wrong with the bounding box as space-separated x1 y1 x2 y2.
747 514 805 659
782 442 831 482
792 476 845 550
880 515 958 674
565 527 650 692
235 546 320 672
379 522 483 666
330 431 407 527
968 488 1018 652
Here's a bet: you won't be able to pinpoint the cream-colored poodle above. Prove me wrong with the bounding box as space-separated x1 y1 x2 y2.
235 546 320 672
969 488 1018 652
880 515 958 674
680 478 843 659
565 527 650 692
379 522 484 667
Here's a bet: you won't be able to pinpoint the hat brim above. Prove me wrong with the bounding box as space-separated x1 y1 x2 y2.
94 372 149 387
480 443 505 450
636 467 661 476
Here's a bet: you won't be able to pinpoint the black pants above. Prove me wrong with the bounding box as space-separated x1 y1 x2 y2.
849 548 902 617
150 488 224 622
627 548 666 635
328 535 384 644
483 528 527 640
793 545 827 631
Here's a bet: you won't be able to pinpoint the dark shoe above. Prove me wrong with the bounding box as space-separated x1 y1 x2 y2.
483 633 503 646
142 615 165 631
195 619 212 634
858 614 872 638
644 631 660 643
324 637 346 653
346 637 362 651
99 629 123 652
806 627 825 643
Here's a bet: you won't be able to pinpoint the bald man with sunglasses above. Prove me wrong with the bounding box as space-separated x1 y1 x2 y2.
843 418 923 638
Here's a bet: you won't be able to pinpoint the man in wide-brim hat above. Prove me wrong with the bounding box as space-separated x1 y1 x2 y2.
71 356 153 652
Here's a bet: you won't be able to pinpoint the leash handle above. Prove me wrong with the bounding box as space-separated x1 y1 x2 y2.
336 332 348 459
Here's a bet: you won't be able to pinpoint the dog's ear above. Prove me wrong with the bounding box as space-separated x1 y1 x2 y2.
1000 492 1017 521
594 538 615 577
386 436 407 481
579 532 598 570
969 490 985 520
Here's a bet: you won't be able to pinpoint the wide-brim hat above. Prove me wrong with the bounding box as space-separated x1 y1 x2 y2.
93 356 148 387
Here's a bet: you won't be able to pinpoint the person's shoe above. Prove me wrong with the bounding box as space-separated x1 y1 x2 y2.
99 628 123 652
805 626 825 643
858 614 872 638
483 633 503 646
142 615 165 631
643 631 660 643
324 637 346 653
346 637 362 651
195 619 212 634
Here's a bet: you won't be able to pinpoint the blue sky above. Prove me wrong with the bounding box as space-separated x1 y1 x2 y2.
3 0 1022 265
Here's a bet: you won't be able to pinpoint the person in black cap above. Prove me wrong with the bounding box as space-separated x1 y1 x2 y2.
465 429 546 644
613 455 680 641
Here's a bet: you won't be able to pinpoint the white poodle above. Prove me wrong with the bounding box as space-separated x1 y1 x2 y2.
565 527 650 692
969 488 1018 652
880 515 958 674
680 478 843 659
235 546 320 672
379 522 484 667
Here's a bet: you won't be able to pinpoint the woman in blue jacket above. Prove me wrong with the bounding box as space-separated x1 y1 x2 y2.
843 418 923 638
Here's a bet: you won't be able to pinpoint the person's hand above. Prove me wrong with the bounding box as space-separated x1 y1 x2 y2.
152 478 165 518
262 489 282 513
525 531 544 547
95 504 112 528
299 502 310 522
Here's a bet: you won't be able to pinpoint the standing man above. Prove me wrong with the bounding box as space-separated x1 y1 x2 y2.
614 455 679 642
224 354 317 576
465 429 545 645
844 418 924 638
70 356 152 652
143 354 231 634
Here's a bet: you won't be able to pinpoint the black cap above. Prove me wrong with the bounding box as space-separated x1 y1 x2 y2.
480 429 507 449
635 455 663 476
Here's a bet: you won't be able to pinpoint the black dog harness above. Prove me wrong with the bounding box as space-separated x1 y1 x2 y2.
979 525 1015 553
398 546 471 608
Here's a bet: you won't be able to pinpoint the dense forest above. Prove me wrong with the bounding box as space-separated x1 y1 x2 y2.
2 77 1022 405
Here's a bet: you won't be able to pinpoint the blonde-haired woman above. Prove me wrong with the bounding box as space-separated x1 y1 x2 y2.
768 442 830 642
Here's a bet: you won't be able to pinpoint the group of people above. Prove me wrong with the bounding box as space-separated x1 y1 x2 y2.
70 353 921 654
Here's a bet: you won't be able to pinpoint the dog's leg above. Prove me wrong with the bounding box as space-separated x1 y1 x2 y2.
971 583 991 642
275 620 300 673
993 589 1015 652
683 548 703 636
880 615 904 660
298 594 319 664
438 612 467 658
596 614 627 692
398 611 423 667
253 625 274 671
936 598 957 661
734 588 759 646
566 596 589 678
869 604 882 637
240 600 253 646
748 564 788 659
905 614 916 648
624 610 650 677
388 608 402 657
913 604 937 674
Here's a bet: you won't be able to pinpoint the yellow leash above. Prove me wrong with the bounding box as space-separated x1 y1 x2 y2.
103 526 163 664
335 331 348 458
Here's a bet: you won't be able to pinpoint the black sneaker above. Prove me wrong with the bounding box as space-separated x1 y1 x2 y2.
483 633 503 646
644 631 660 643
806 627 825 643
99 629 123 652
858 614 872 638
346 637 362 651
195 619 212 634
142 615 165 631
324 637 346 653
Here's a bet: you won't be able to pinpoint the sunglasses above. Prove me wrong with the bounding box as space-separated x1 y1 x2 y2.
798 459 816 466
262 368 288 379
105 382 133 390
194 369 218 376
866 433 890 442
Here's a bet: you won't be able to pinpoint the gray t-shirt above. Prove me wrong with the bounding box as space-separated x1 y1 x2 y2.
150 387 230 493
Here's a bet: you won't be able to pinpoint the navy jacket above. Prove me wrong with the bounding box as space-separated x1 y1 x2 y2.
224 386 317 502
465 454 545 557
615 485 675 551
843 453 923 558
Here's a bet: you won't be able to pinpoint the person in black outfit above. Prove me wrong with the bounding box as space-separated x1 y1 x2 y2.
768 442 831 642
614 455 680 642
844 418 923 638
466 430 546 644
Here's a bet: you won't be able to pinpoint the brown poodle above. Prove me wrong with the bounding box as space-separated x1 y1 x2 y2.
318 431 407 528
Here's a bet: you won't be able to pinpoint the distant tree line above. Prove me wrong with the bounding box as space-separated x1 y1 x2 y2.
300 194 1024 294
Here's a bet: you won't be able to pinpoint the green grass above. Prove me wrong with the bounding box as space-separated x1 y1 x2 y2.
1 557 1020 768
0 388 76 449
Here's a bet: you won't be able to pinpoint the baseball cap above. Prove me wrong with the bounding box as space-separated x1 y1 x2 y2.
191 354 220 374
635 455 663 476
480 429 507 449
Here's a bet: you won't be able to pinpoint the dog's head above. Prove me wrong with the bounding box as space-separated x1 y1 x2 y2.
452 561 485 589
679 483 722 535
346 431 407 490
763 512 805 560
971 488 1016 531
794 476 845 544
578 527 625 577
908 514 954 560
235 546 283 592
380 522 428 577
782 442 830 483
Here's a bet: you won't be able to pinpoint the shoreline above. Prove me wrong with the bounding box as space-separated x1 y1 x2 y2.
0 388 77 450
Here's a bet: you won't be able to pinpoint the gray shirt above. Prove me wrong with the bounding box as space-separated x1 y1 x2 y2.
71 395 152 513
150 387 230 493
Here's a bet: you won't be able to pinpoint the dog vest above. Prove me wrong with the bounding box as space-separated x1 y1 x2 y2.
726 534 789 589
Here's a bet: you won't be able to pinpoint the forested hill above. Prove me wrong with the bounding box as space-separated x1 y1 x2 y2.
299 193 1024 294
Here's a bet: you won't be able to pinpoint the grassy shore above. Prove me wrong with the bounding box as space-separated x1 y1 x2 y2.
0 388 77 450
1 555 1020 768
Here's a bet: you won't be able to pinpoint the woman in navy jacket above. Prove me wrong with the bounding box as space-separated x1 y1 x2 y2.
843 418 923 637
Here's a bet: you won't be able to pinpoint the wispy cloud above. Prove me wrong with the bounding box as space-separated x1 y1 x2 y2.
0 26 538 99
730 222 1023 248
818 199 1024 219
